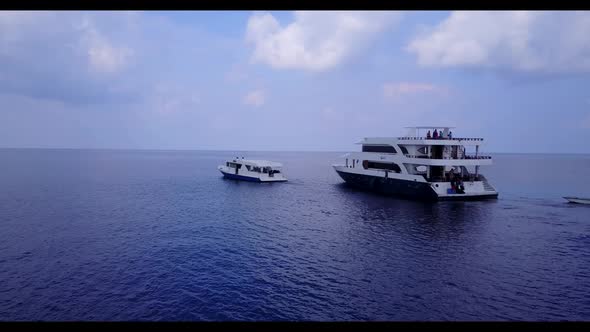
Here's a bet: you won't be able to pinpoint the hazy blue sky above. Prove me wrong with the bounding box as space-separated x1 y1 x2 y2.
1 11 589 153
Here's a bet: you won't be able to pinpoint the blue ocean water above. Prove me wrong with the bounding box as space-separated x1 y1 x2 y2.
0 149 588 321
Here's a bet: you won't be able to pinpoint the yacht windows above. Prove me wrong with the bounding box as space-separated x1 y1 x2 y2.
362 145 397 153
245 165 251 171
451 146 458 159
399 146 409 155
227 162 242 169
366 161 401 173
417 146 429 154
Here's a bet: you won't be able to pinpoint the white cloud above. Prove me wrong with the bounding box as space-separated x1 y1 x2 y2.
0 12 133 75
78 17 133 74
406 11 590 74
245 11 401 71
0 12 234 106
383 82 448 100
0 11 141 105
243 89 266 107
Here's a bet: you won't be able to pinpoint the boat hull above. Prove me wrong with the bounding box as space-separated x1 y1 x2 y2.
219 169 287 183
335 169 498 202
336 169 437 201
563 197 590 204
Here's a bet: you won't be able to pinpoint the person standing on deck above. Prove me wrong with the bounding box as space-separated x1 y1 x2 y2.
427 130 431 139
433 129 439 139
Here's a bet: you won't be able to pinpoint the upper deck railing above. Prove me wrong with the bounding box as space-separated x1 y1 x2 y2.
405 155 492 160
397 137 484 141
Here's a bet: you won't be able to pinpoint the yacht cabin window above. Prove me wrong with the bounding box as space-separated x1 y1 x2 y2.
362 145 397 154
227 162 242 169
364 161 402 173
417 146 429 154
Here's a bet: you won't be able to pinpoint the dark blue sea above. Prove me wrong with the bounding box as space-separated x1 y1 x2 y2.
0 149 589 321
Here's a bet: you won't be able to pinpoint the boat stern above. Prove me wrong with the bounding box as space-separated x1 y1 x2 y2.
429 180 498 200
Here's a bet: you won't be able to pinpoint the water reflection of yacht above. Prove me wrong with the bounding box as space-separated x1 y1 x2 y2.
332 126 498 201
218 158 287 182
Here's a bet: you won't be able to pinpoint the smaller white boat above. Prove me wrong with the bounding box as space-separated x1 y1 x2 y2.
218 158 287 182
563 196 590 204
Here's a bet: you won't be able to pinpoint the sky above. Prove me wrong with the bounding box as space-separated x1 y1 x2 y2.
1 10 589 153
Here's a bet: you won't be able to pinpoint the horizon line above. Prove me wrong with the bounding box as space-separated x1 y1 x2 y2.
1 147 589 155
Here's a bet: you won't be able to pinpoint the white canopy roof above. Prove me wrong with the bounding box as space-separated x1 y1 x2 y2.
404 126 456 129
228 159 283 168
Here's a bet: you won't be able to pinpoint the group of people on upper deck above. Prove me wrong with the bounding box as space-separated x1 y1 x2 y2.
426 129 452 139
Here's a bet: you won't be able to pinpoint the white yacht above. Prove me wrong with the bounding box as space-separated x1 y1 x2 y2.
332 126 498 201
218 158 287 182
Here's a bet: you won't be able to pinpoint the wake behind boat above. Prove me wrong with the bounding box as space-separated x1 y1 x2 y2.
218 158 287 182
563 196 590 204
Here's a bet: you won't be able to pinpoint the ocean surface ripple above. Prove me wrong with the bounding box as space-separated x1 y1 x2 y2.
0 149 588 321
